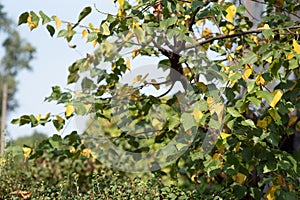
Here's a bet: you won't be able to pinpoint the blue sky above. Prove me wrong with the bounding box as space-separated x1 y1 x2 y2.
1 0 117 139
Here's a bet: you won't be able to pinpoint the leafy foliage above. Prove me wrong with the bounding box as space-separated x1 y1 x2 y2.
10 0 300 199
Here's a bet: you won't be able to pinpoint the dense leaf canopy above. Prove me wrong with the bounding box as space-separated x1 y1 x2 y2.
12 0 300 199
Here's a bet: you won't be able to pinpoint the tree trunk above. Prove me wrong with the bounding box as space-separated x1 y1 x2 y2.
1 80 7 156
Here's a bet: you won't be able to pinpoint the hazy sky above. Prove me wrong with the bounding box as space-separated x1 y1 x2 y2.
1 0 117 139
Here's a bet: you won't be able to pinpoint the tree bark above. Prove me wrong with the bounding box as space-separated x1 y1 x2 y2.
1 80 7 156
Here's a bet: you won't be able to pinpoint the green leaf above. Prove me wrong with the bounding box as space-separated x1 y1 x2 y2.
241 119 256 128
39 10 51 25
181 113 195 130
256 90 273 105
247 79 256 93
87 32 98 42
227 107 243 118
160 16 178 29
49 134 62 149
57 29 68 37
262 29 274 39
289 58 298 70
242 52 257 64
101 22 110 36
18 12 29 25
46 25 55 37
248 97 261 107
78 6 92 22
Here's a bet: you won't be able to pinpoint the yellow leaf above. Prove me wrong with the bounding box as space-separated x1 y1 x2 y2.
66 105 75 117
233 173 247 184
202 28 212 37
92 40 98 47
233 141 241 152
53 16 62 29
193 108 204 122
27 14 38 30
36 114 41 122
23 146 32 158
288 115 298 127
82 29 88 38
225 5 236 22
132 48 139 57
195 82 207 93
56 115 65 123
286 52 294 60
220 132 231 139
236 45 242 51
125 57 130 70
293 39 300 54
117 0 124 7
249 35 258 45
266 56 273 63
212 153 221 160
255 72 266 86
265 185 280 200
81 148 91 158
257 116 272 128
258 24 270 30
242 68 252 80
69 146 76 153
196 19 204 26
207 97 224 123
270 89 283 108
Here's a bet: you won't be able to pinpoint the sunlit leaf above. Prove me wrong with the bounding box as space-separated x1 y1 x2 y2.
27 11 39 31
270 89 283 108
193 108 204 122
233 173 247 184
220 132 231 139
101 22 110 36
293 39 300 54
82 29 88 38
225 5 236 22
255 72 266 86
202 28 212 37
257 116 272 129
125 57 130 70
53 16 62 29
23 145 32 158
66 105 75 117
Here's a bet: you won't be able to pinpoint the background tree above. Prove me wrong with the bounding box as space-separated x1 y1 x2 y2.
13 0 300 199
0 3 35 155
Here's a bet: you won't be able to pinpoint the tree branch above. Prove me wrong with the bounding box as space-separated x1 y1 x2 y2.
185 25 300 50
